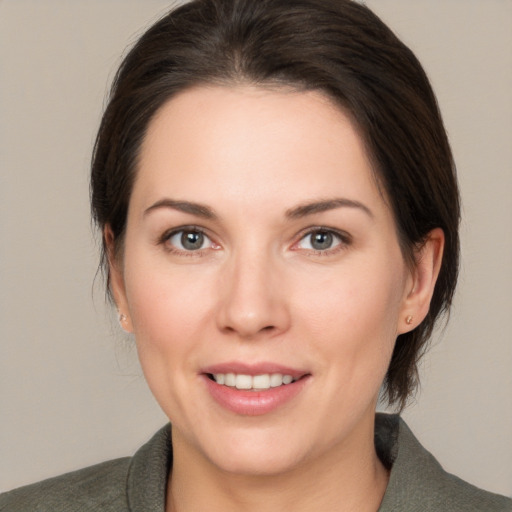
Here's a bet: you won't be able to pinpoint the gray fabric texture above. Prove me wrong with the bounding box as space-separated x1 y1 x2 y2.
1 414 510 511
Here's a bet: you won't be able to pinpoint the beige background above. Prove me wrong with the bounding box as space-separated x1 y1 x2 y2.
1 0 511 496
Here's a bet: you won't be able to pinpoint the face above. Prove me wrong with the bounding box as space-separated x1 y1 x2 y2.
111 85 416 476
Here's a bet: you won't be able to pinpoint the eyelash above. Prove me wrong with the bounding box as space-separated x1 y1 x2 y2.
293 227 352 256
158 226 216 257
158 226 352 257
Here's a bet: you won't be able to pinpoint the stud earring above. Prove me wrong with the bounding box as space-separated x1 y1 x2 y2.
405 315 413 325
119 313 127 324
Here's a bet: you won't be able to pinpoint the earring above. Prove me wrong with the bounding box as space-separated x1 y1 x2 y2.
118 313 132 333
405 315 413 325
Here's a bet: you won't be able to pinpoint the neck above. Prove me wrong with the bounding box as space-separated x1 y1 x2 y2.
166 415 389 512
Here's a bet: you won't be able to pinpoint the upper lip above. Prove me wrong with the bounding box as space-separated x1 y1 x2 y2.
201 361 308 379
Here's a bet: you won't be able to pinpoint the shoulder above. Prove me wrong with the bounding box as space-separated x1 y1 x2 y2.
0 457 131 512
0 424 172 512
377 414 512 512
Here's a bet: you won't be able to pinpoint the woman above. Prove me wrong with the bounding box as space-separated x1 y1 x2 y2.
1 0 510 510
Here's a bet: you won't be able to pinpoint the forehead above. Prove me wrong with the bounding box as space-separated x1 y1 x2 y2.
133 85 387 219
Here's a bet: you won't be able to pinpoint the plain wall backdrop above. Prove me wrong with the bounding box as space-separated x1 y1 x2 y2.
1 0 511 496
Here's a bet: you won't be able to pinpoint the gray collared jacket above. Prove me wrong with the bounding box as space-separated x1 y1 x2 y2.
1 414 510 511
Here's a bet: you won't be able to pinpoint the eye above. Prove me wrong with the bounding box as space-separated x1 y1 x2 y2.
295 228 348 252
166 229 213 252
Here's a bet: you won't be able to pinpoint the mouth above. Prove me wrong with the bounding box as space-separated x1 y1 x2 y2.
206 372 298 391
201 364 310 415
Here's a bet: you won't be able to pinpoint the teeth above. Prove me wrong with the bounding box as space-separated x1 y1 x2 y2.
252 374 270 389
212 373 296 390
282 375 293 384
235 374 252 390
270 373 284 387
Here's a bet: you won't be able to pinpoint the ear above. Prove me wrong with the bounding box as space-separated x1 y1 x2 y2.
398 228 445 334
104 225 133 333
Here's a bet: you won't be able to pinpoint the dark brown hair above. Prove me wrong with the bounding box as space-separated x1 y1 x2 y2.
91 0 460 410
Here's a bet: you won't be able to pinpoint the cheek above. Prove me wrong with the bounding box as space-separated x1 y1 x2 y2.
125 233 208 319
122 259 220 422
122 250 217 371
294 256 405 375
299 259 403 331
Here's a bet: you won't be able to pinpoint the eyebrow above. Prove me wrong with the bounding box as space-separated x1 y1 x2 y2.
285 198 373 219
144 199 217 219
143 197 373 221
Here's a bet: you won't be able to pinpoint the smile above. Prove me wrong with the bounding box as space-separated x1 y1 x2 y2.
202 364 310 415
209 373 296 390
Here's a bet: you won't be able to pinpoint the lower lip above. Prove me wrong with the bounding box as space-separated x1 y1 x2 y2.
202 375 309 416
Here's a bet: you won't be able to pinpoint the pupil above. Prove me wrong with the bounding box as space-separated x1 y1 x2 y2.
312 231 332 250
181 231 204 250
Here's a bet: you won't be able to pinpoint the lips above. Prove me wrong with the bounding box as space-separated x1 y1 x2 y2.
201 362 310 415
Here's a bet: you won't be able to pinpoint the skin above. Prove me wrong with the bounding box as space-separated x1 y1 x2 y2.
108 85 443 512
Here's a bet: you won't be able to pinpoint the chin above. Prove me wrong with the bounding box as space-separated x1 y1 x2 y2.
185 422 314 477
209 443 306 477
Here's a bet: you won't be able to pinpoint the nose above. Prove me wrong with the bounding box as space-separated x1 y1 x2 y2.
216 250 291 340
